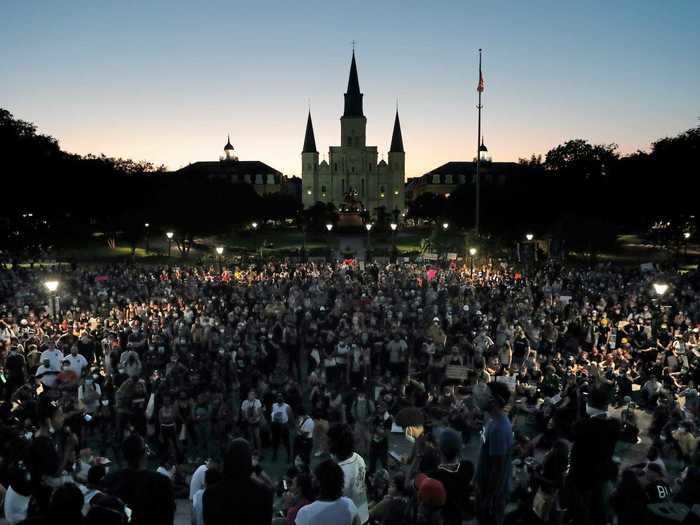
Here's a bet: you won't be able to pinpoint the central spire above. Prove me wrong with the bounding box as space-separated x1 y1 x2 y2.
343 50 364 118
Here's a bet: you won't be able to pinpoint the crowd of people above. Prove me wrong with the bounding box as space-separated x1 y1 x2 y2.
0 259 699 525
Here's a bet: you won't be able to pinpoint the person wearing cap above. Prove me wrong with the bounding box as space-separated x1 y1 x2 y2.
474 381 512 525
414 473 447 525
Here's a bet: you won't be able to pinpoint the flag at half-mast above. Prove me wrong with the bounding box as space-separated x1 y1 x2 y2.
477 69 484 92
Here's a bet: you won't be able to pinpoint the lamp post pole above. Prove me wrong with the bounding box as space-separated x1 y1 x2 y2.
326 223 334 259
442 222 449 263
166 231 174 257
469 247 477 275
44 280 60 320
251 222 259 261
366 223 373 258
144 223 150 253
216 246 224 274
390 223 398 262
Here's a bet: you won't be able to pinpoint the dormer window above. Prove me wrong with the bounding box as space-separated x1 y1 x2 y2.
432 174 440 184
445 174 453 184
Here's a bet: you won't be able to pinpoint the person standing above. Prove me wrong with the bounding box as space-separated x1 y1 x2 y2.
568 387 620 525
203 438 273 525
270 393 292 462
103 434 176 525
474 382 513 525
328 424 369 524
295 459 361 525
241 390 263 454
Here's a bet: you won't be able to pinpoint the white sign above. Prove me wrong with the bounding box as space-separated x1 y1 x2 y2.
496 375 517 392
447 253 458 260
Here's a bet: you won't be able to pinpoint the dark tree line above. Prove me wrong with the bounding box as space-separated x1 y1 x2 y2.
0 108 300 259
408 127 700 252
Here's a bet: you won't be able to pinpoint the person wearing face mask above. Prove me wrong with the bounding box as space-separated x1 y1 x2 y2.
474 382 512 525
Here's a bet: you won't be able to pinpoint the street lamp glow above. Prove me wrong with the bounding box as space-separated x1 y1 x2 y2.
325 223 333 232
653 283 669 296
251 222 258 230
469 247 477 256
525 233 534 241
215 246 224 255
684 232 691 239
166 231 174 239
365 224 373 232
44 280 59 293
144 222 150 228
442 222 449 230
390 223 398 231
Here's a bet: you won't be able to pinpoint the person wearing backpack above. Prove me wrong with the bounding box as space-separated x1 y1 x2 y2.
270 393 292 462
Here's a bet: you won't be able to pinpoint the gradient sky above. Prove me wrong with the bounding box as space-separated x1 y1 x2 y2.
1 1 698 178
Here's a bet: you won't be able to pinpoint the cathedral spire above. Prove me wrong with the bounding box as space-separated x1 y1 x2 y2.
389 109 404 153
343 50 364 118
302 111 317 153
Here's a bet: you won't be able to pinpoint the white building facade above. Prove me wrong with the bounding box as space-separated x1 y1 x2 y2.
301 51 406 217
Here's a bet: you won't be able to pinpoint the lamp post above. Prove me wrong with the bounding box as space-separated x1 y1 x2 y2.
684 231 691 258
390 223 398 262
326 223 333 258
166 231 174 257
525 233 534 241
251 222 259 260
365 223 373 256
469 247 477 275
216 246 224 273
144 223 150 253
44 280 59 319
653 283 669 297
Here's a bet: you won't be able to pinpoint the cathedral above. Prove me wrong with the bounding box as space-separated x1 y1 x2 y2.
301 51 406 217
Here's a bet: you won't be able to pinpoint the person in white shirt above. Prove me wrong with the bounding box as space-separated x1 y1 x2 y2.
270 393 292 461
241 390 263 452
295 411 315 466
192 466 222 525
4 484 31 525
40 345 64 370
65 344 89 378
35 358 59 389
328 424 369 524
189 461 208 501
296 459 360 525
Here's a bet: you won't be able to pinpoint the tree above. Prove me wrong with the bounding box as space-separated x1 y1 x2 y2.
545 139 618 180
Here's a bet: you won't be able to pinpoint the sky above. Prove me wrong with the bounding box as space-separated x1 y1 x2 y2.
1 1 698 179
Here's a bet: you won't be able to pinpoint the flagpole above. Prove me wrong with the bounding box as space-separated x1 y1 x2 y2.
475 49 483 236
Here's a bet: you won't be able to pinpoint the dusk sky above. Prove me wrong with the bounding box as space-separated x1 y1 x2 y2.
2 1 698 178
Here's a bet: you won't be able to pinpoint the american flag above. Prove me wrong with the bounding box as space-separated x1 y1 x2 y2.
477 70 484 92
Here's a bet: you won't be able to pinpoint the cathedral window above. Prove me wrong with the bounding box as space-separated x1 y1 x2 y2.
361 179 365 196
380 185 385 198
321 185 326 196
334 163 338 172
369 163 372 172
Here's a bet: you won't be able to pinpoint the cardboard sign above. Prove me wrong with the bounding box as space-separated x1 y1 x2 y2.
424 253 439 261
559 295 572 305
496 375 517 392
447 253 458 260
445 365 469 380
